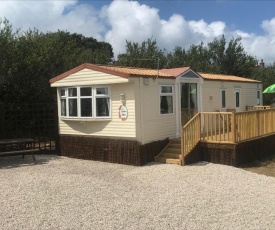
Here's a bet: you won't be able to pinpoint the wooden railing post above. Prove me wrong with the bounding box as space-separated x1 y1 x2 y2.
181 126 185 166
197 113 201 140
256 110 259 136
231 112 236 143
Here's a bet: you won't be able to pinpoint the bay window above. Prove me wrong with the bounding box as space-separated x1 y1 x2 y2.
60 86 110 119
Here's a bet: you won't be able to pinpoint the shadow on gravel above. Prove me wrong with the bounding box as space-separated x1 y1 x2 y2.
0 154 59 169
184 161 210 166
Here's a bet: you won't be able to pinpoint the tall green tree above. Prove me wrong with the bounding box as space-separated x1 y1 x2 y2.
115 38 167 69
0 19 114 105
208 36 257 76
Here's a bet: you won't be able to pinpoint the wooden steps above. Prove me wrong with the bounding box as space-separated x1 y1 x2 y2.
154 139 182 165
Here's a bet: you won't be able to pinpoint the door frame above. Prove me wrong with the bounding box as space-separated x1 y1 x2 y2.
175 77 202 137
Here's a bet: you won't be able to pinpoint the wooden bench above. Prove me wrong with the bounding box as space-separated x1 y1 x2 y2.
0 138 40 163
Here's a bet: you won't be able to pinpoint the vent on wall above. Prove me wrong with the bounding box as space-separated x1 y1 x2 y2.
143 77 150 85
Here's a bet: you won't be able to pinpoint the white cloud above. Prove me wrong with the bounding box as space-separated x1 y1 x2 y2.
1 0 275 64
0 0 105 40
261 18 275 36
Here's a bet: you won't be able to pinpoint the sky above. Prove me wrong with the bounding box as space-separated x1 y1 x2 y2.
1 0 275 65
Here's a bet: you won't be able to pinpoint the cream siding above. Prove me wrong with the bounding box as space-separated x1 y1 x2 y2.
201 80 262 112
51 68 128 87
134 77 177 144
58 83 136 138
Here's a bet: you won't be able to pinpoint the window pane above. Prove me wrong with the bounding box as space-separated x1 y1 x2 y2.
222 91 226 108
257 91 260 105
236 92 240 107
190 84 197 109
161 86 172 93
60 89 66 97
96 87 108 95
96 98 110 117
160 96 173 114
61 99 66 116
68 88 77 97
81 98 92 117
69 99 77 116
81 87 92 96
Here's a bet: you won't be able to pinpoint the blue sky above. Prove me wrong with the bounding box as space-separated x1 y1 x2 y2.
1 0 275 64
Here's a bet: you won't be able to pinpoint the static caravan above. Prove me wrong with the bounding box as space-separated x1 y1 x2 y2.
50 63 262 165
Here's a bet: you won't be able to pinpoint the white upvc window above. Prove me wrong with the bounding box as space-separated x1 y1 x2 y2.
160 85 174 114
59 86 111 119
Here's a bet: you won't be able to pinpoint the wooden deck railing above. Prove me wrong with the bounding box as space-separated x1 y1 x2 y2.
181 113 201 165
181 108 275 165
236 109 275 141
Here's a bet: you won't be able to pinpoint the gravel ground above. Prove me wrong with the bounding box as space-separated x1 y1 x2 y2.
0 155 275 230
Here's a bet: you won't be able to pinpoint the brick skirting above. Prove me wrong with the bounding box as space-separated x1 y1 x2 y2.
60 135 169 166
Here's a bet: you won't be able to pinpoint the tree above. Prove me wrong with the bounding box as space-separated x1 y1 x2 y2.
251 65 275 105
0 19 114 105
115 38 167 69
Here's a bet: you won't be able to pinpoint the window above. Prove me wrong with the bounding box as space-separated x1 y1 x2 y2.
60 86 110 119
160 85 173 114
235 89 240 108
60 89 66 116
221 90 226 108
96 87 110 117
257 90 260 105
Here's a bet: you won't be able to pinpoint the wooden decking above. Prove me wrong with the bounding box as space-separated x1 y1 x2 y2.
156 107 275 166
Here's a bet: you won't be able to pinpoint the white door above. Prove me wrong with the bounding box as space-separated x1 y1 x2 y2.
234 89 241 112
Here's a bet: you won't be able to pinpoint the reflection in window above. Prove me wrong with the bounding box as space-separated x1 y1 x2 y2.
61 99 66 116
69 99 77 116
96 98 110 117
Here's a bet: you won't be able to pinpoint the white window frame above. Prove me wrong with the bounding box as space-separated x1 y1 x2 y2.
160 85 174 115
221 89 226 108
59 86 111 119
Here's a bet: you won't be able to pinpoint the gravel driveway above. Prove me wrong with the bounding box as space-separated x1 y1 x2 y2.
0 155 274 230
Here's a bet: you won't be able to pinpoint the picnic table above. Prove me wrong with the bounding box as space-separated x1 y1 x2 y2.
0 138 39 163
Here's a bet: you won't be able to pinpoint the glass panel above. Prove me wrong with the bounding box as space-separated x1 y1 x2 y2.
236 92 240 107
96 98 110 117
81 87 92 96
68 88 77 97
222 91 226 108
257 91 260 105
69 99 77 116
61 99 66 116
96 88 108 95
190 83 197 109
160 96 173 114
161 86 172 94
60 89 66 97
81 98 92 117
181 83 197 125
